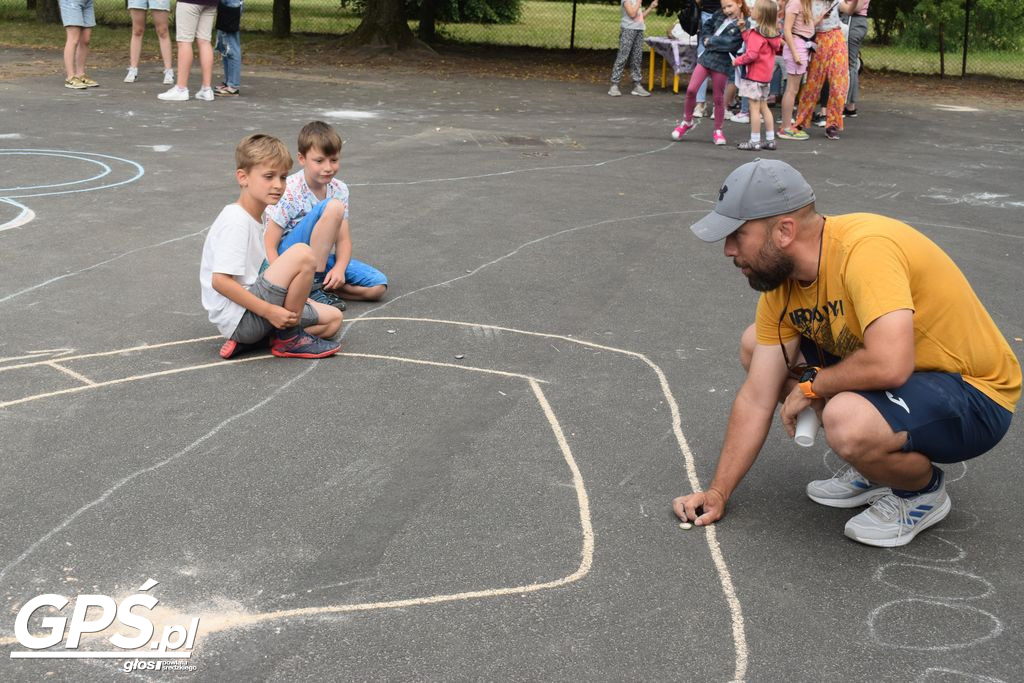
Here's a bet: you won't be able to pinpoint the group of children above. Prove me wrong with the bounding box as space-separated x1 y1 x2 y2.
610 0 865 151
59 0 243 98
200 122 387 360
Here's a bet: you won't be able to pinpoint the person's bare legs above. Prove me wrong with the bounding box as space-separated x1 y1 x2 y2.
781 74 801 130
305 301 342 338
307 199 346 271
823 393 933 491
75 28 91 78
760 99 774 136
152 10 172 70
336 283 387 301
129 9 146 68
262 244 316 319
197 38 214 89
175 41 193 89
63 26 81 79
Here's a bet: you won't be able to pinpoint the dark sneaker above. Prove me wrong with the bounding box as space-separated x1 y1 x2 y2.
309 287 347 310
271 330 340 359
812 112 826 127
842 107 858 117
219 337 268 360
825 125 841 140
214 84 240 96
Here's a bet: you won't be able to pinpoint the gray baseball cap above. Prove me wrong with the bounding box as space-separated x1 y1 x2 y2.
690 159 816 242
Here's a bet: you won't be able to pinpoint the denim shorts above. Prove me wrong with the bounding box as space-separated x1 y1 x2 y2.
801 338 1013 463
127 0 171 11
231 274 319 344
278 200 389 289
59 0 96 27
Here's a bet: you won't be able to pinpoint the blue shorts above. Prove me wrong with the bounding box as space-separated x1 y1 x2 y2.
278 199 388 289
59 0 95 27
800 338 1013 464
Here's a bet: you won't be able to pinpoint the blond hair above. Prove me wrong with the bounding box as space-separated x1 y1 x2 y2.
754 0 779 37
297 120 343 156
235 134 292 172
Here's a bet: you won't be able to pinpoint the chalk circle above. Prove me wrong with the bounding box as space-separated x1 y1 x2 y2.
890 535 966 564
915 667 1007 683
943 462 968 483
322 110 379 120
0 149 144 199
874 563 993 601
868 599 1002 651
0 197 36 232
929 510 980 534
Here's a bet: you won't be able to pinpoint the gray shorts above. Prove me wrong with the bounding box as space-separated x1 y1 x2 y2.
230 274 319 344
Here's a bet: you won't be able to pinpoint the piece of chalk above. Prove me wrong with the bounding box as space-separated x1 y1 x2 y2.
678 522 693 530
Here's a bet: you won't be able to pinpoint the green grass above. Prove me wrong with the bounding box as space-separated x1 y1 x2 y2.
1 0 1020 78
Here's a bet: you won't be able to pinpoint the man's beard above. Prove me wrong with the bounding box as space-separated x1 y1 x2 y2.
738 237 795 292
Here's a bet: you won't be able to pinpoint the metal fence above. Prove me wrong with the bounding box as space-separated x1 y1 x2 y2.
2 0 1022 80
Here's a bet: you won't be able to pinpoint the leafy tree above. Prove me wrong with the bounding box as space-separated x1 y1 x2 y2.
35 0 60 23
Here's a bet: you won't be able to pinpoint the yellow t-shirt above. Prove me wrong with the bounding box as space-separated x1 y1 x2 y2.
755 213 1021 412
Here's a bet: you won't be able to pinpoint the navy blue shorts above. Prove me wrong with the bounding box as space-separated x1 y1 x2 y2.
800 338 1013 464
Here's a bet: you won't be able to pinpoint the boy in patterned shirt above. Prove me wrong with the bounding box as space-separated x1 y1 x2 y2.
263 121 388 310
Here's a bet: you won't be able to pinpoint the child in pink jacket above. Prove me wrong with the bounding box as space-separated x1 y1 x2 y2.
732 0 783 150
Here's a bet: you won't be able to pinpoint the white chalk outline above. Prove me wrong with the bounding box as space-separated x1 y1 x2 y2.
0 149 145 199
0 317 747 682
867 598 1003 651
0 197 35 233
890 535 967 564
0 150 111 193
873 563 994 601
915 668 1006 683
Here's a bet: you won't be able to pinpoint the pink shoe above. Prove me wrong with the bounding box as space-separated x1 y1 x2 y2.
713 130 727 146
671 119 698 140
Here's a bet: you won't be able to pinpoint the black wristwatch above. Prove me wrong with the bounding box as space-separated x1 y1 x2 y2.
798 366 821 399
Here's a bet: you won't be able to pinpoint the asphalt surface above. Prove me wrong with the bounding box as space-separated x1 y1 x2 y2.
1 52 1022 682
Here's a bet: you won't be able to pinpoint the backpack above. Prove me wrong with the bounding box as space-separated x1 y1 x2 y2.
678 0 702 36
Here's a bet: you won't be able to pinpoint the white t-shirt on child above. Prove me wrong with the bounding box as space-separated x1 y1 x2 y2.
200 203 267 337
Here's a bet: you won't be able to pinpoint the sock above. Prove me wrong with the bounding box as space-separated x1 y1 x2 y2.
277 325 300 341
751 132 761 144
893 466 943 498
765 130 775 141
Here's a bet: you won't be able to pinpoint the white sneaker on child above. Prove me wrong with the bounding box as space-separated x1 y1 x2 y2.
158 86 189 101
194 87 215 101
124 67 138 83
163 69 175 85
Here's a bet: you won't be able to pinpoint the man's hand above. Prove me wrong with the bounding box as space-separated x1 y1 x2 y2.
672 488 727 526
323 264 346 291
265 305 299 330
780 384 813 437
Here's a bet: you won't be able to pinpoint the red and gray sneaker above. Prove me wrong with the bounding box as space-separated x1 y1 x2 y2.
270 330 340 359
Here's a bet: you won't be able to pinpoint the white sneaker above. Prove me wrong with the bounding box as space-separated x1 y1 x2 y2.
728 112 750 123
163 69 175 85
844 472 950 548
806 464 891 508
693 102 707 118
608 84 622 97
158 86 189 101
124 67 138 83
631 84 651 97
194 87 215 101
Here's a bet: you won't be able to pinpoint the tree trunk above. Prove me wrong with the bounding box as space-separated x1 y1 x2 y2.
344 0 431 51
272 0 291 38
27 0 37 11
418 0 438 43
36 0 61 24
938 23 945 78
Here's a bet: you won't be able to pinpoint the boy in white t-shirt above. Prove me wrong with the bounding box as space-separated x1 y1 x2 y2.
199 134 342 359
